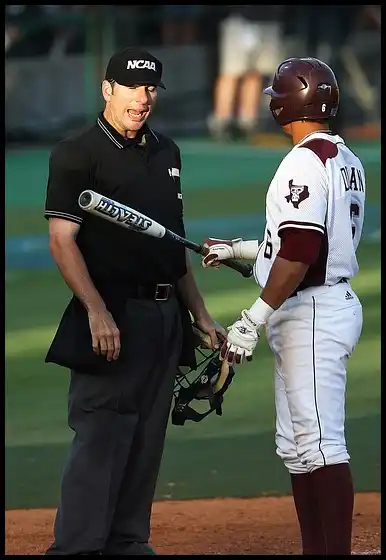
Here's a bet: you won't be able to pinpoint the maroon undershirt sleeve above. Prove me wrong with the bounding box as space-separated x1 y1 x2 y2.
278 228 323 265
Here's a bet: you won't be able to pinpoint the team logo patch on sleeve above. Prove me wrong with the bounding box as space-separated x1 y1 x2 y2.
285 180 310 208
168 167 180 178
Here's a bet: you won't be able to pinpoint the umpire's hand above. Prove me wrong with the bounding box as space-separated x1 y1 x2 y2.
87 307 121 361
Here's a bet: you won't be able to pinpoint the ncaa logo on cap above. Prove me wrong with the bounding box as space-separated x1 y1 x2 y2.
127 60 156 72
105 47 166 89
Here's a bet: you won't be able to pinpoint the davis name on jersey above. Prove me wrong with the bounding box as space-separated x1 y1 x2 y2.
254 131 366 289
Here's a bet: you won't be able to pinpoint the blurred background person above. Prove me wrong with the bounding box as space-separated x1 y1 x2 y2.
337 4 381 138
5 5 34 113
207 5 285 143
5 5 88 59
159 5 205 45
39 5 88 59
5 5 26 101
4 4 380 145
362 4 381 28
5 6 24 53
283 5 380 136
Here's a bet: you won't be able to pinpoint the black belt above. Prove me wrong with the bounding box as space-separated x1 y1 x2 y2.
288 278 347 300
125 283 175 301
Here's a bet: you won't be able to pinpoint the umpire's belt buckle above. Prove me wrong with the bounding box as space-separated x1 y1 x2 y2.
154 284 172 301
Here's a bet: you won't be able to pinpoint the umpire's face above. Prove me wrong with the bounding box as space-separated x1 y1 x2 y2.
102 80 158 135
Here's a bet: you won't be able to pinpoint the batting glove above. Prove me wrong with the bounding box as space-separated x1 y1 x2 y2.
220 309 262 366
202 238 259 268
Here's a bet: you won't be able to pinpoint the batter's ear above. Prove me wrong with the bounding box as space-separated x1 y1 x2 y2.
102 80 113 102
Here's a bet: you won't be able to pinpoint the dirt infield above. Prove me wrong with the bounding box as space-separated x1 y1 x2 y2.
6 493 380 555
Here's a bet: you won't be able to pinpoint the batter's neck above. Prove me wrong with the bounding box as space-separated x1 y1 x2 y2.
290 122 331 146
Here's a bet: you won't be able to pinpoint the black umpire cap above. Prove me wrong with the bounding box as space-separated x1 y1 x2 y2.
105 47 166 89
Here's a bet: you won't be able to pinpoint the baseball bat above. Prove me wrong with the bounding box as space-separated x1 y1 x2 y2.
78 190 254 278
213 360 231 394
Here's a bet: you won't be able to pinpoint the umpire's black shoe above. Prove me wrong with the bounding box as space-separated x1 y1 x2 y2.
103 542 156 555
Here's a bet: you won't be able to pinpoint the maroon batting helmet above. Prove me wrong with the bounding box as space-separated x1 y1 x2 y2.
263 57 339 127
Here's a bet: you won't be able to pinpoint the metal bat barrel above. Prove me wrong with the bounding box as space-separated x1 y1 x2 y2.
78 190 94 209
78 190 166 238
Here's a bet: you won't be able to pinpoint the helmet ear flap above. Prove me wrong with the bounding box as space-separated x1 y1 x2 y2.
315 83 331 116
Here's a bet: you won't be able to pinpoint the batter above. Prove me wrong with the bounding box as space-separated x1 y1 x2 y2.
201 57 365 555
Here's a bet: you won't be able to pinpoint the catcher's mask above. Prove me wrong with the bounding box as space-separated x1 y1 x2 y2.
171 324 235 426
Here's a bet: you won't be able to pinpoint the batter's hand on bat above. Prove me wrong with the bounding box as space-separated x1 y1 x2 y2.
220 311 261 366
202 238 243 268
202 238 260 268
87 307 121 362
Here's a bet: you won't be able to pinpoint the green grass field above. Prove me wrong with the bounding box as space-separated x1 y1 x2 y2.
5 140 381 236
5 141 381 510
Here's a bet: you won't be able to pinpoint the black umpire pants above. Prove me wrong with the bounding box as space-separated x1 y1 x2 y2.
46 296 183 555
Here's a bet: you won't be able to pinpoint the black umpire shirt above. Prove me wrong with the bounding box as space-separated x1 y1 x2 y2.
45 112 187 288
44 113 196 374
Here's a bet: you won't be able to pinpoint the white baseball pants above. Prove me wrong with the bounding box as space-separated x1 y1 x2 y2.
265 281 363 474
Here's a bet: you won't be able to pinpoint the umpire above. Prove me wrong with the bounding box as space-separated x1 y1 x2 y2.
44 47 225 555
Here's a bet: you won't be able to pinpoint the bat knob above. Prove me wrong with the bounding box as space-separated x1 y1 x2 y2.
79 191 92 209
243 265 254 278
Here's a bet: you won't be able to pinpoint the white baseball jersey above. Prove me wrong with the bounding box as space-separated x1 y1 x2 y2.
254 131 366 289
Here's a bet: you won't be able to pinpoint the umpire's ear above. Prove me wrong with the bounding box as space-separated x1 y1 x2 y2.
102 79 113 103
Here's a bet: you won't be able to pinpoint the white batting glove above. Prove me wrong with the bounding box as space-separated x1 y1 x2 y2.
220 310 263 366
202 238 259 268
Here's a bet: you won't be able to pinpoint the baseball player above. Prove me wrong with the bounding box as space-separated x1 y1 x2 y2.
202 58 365 555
